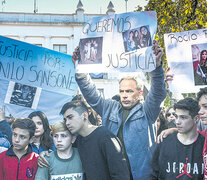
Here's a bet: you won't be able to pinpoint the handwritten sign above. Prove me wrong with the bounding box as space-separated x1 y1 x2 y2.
0 35 77 95
164 28 207 93
0 36 78 124
76 11 157 73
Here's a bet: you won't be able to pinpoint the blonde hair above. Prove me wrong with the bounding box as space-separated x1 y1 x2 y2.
52 121 69 135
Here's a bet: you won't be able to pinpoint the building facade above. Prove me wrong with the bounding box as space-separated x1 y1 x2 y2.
0 0 121 99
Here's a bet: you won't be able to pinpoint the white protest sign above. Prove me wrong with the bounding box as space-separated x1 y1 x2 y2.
76 11 157 73
164 28 207 93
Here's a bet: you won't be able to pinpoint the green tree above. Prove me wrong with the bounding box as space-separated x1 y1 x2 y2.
137 0 207 48
136 0 207 107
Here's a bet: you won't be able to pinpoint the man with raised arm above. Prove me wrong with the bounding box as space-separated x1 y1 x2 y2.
72 40 166 179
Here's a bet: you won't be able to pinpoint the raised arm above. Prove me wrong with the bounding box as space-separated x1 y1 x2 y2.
73 47 118 117
143 40 167 122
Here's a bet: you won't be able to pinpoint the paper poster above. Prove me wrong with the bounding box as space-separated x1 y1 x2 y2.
76 11 157 73
164 28 207 93
0 36 78 124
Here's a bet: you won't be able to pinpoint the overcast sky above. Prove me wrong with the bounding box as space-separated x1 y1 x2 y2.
0 0 148 14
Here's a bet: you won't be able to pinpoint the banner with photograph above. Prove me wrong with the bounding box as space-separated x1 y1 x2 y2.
76 11 157 73
0 36 78 124
164 28 207 93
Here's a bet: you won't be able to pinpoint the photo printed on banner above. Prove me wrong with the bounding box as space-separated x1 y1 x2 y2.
191 43 207 86
4 81 41 109
122 25 152 53
79 37 103 64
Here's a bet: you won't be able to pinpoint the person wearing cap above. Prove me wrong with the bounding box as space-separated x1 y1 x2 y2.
35 121 84 180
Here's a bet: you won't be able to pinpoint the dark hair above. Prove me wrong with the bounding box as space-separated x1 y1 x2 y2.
28 111 53 150
174 98 199 119
157 110 168 136
200 50 207 60
140 26 150 35
112 94 120 101
165 105 174 119
71 95 99 125
12 118 36 139
72 94 84 101
134 30 139 36
199 50 207 66
197 87 207 101
60 100 88 116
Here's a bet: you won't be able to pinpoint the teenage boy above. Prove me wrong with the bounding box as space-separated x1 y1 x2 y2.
151 98 204 179
0 118 39 180
38 100 130 180
35 120 84 180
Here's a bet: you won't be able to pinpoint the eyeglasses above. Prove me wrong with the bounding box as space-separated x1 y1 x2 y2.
166 112 176 117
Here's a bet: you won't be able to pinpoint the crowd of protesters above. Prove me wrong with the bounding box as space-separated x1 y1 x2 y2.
0 39 207 180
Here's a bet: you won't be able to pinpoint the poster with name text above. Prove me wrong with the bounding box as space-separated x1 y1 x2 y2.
0 36 78 124
164 28 207 93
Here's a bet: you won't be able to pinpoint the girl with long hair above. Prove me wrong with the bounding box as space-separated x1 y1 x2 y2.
200 50 207 74
28 111 55 154
140 26 152 48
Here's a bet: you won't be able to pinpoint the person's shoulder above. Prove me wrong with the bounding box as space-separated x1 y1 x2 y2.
96 126 119 144
28 152 39 160
0 136 10 148
72 148 81 159
199 129 207 137
96 126 114 136
0 150 7 158
72 147 79 153
197 132 205 142
47 151 55 160
161 132 177 145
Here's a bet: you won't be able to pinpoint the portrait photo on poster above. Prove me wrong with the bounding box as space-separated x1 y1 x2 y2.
79 37 103 64
4 81 41 109
122 25 152 53
191 43 207 86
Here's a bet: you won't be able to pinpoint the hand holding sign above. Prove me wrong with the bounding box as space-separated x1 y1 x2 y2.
76 11 158 73
72 46 80 68
152 40 163 67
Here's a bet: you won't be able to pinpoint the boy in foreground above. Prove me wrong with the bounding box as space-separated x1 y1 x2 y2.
35 120 84 180
38 100 130 180
0 118 39 180
151 98 204 179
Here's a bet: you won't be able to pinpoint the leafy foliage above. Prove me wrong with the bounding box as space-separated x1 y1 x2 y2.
136 0 207 107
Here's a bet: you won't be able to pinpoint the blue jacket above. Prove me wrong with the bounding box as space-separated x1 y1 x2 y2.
31 138 56 154
0 120 12 144
75 65 166 180
0 131 10 153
